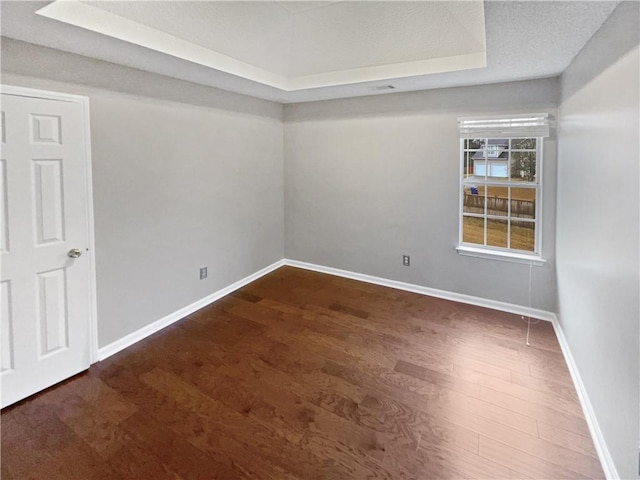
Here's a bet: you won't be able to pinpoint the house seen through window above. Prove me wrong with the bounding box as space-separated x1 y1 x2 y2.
458 114 551 257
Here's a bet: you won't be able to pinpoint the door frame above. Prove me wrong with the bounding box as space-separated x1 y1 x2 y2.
1 84 99 364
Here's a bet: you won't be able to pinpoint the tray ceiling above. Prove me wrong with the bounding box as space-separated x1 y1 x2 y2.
0 1 620 103
35 0 487 90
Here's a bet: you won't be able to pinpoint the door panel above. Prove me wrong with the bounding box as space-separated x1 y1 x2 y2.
1 280 14 372
33 159 65 245
0 159 8 252
37 268 69 356
1 90 92 408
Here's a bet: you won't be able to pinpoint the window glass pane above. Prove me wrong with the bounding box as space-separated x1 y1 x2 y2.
510 151 536 182
510 187 536 220
471 150 487 178
486 186 508 217
463 152 475 180
463 186 484 214
485 139 508 158
459 132 542 255
511 138 536 150
487 161 508 179
486 218 508 248
510 220 535 252
465 138 484 150
463 216 484 245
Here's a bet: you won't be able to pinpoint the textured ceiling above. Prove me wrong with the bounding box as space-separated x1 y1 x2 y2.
276 1 341 14
0 1 621 103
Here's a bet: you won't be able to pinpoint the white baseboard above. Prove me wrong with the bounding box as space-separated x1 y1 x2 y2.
283 259 556 322
98 258 554 362
95 256 614 478
284 259 616 478
551 317 619 480
97 259 285 361
97 257 554 362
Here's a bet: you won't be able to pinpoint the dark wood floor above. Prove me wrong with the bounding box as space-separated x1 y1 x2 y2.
2 266 603 479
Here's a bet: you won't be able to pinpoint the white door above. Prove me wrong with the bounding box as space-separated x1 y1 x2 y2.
1 87 95 408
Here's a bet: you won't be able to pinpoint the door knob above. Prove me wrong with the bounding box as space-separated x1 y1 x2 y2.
67 248 82 258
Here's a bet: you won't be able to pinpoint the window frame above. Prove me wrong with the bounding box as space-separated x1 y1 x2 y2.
457 136 545 264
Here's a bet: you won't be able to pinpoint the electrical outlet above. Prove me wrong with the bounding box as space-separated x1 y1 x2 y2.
402 255 410 266
199 266 208 280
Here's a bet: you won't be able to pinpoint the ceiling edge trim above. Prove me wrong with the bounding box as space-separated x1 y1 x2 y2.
288 52 487 90
37 0 291 89
37 0 487 93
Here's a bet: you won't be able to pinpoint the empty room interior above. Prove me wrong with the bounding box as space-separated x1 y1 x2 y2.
1 1 639 479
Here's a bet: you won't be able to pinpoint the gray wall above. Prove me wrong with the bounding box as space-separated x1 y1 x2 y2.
2 39 284 348
557 3 640 479
284 78 559 312
5 23 638 477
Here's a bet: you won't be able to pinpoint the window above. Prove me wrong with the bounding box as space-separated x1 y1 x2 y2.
457 114 552 262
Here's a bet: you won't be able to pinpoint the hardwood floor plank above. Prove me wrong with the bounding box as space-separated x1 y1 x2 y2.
1 409 57 479
394 359 482 398
125 380 296 479
452 355 512 381
141 367 371 479
479 436 598 480
230 290 263 303
60 373 138 424
328 302 371 319
120 411 244 480
360 393 480 455
105 442 184 480
429 389 540 436
208 353 415 470
510 369 580 401
537 420 601 458
10 401 119 480
451 406 602 477
1 266 603 480
529 363 575 385
479 386 592 437
452 364 584 416
481 328 562 355
52 394 129 460
417 442 512 480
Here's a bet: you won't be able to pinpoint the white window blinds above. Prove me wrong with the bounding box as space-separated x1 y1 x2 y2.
458 113 554 138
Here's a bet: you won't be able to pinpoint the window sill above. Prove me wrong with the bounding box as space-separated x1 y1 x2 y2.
456 246 546 266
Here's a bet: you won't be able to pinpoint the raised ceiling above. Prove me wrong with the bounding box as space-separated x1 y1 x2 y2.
0 1 620 103
35 0 487 89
